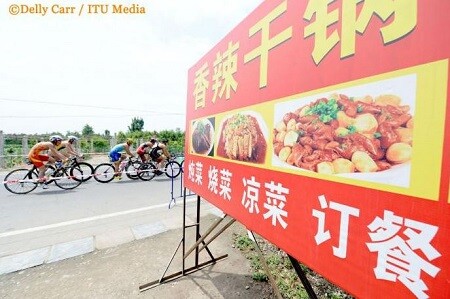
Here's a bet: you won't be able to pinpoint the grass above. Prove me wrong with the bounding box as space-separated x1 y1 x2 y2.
232 233 353 299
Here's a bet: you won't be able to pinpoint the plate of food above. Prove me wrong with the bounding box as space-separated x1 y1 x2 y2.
191 118 214 156
216 111 268 164
272 74 416 187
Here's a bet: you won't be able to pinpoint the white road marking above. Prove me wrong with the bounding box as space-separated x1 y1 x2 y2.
0 197 197 238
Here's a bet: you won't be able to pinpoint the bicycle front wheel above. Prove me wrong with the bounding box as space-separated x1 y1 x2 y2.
137 163 156 181
70 162 94 182
53 168 82 190
3 168 38 194
165 161 182 179
125 161 142 180
94 163 115 183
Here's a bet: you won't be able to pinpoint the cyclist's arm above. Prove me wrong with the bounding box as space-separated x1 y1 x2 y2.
162 147 171 159
65 143 81 157
124 145 134 157
49 145 67 161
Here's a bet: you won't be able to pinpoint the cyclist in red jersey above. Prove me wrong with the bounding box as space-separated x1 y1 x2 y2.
136 137 156 163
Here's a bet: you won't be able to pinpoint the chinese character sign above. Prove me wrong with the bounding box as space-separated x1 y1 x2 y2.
185 1 450 298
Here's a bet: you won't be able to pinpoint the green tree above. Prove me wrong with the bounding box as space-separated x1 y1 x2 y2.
116 131 127 142
82 124 94 137
128 117 144 132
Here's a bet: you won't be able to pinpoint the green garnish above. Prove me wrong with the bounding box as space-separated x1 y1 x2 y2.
373 132 382 139
306 99 339 123
357 104 364 113
347 125 357 134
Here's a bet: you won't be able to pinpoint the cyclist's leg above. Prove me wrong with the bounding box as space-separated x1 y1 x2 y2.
30 154 49 181
157 155 167 169
117 154 127 175
109 152 121 174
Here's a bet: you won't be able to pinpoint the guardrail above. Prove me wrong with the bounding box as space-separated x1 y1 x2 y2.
0 152 185 171
0 152 109 170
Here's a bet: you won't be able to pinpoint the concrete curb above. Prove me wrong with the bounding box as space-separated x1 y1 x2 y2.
0 221 168 275
0 206 224 275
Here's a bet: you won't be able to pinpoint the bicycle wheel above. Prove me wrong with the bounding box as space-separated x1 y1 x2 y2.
33 164 56 178
70 162 94 182
53 168 82 190
165 161 182 179
125 161 142 180
180 159 185 173
94 163 115 183
3 168 38 194
137 163 157 181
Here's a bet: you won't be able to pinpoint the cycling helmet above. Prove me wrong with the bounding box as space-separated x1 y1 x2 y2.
49 135 63 144
150 138 157 143
68 135 78 143
126 138 134 145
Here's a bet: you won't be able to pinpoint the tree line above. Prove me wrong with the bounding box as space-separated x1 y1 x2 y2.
1 117 185 168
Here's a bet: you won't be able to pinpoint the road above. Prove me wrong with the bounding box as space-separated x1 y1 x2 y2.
0 171 222 274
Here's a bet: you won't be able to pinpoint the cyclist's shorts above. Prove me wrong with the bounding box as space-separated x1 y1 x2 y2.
150 152 161 160
109 151 122 162
29 154 49 168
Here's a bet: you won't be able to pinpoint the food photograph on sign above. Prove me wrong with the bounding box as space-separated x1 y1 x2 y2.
273 74 416 187
216 111 268 164
191 117 215 156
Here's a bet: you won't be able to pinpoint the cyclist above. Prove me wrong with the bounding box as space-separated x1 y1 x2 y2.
109 138 135 178
56 136 83 159
149 139 171 173
28 135 68 186
136 137 157 163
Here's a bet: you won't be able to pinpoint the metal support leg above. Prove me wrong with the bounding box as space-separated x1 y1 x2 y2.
249 231 283 299
288 255 318 299
195 195 200 267
139 189 229 293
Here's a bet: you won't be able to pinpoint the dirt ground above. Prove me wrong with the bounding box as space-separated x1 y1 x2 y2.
0 215 275 299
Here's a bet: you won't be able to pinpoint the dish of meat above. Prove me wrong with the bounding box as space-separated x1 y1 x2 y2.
272 75 416 187
217 111 267 164
191 118 214 155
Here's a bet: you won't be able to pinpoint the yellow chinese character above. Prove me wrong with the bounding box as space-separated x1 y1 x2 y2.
341 0 417 57
212 52 223 104
304 0 417 64
212 41 240 103
304 0 340 65
244 0 292 88
193 62 209 110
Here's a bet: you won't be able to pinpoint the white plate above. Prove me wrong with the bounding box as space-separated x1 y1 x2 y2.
272 74 416 188
191 118 214 155
217 110 268 142
217 110 268 161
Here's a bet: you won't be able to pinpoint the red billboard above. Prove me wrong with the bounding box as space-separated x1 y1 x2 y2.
184 1 450 298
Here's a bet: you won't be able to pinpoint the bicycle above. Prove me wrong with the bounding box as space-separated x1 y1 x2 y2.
137 156 182 181
3 161 83 194
93 157 142 183
64 156 94 182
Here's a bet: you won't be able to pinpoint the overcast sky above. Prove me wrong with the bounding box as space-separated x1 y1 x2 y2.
0 0 262 135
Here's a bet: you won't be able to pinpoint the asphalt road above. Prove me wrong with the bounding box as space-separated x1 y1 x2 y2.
0 170 221 273
0 173 181 232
